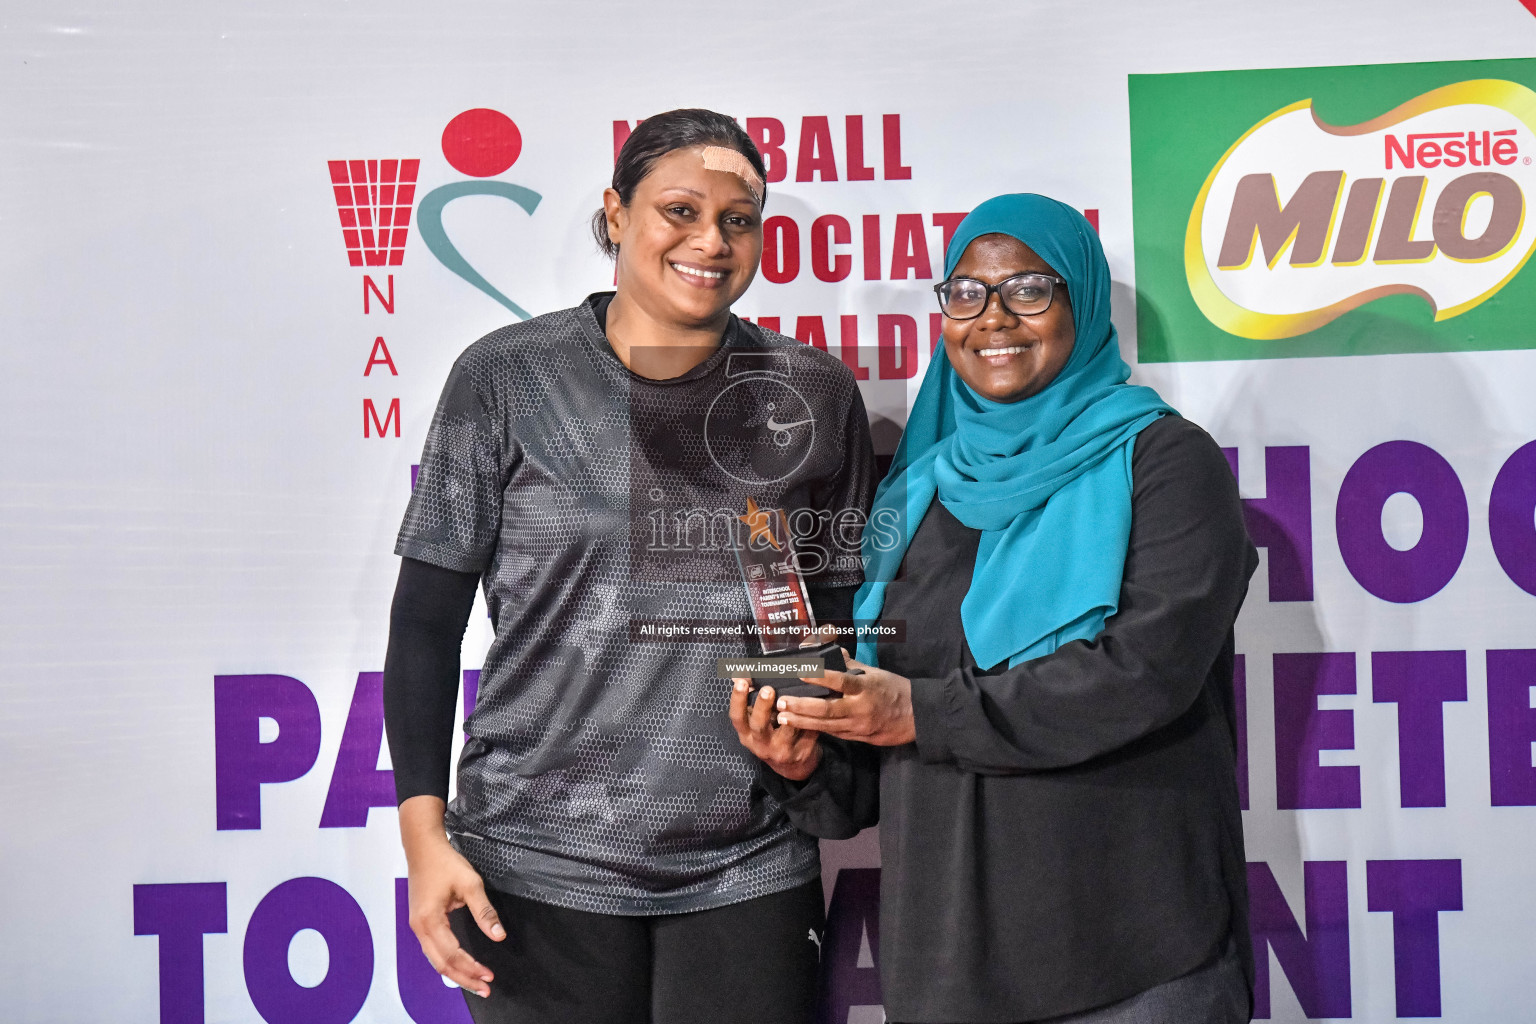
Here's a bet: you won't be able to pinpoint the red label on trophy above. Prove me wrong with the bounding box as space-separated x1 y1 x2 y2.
728 498 846 696
734 498 815 654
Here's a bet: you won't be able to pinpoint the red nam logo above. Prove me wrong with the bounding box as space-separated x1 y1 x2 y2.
326 109 539 445
326 159 421 267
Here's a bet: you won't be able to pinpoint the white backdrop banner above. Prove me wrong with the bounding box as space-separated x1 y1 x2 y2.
5 3 1536 1022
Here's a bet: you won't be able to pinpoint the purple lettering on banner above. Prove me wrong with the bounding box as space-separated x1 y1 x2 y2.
1234 653 1250 810
133 882 228 1024
1246 861 1351 1019
243 877 374 1024
320 672 397 828
1366 859 1463 1017
1273 653 1361 809
1487 649 1536 805
817 867 882 1024
1489 440 1536 596
396 878 472 1023
1336 440 1469 603
462 669 480 741
1371 651 1468 807
214 675 322 830
1224 446 1314 601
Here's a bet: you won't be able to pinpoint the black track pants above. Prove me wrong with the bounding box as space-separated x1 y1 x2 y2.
449 879 825 1024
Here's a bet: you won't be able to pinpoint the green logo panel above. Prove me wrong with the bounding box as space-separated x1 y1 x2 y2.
1130 58 1536 362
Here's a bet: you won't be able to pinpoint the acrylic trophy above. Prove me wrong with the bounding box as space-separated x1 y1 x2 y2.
729 498 846 699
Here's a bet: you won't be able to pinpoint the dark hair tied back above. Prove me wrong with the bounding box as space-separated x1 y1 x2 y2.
590 108 768 259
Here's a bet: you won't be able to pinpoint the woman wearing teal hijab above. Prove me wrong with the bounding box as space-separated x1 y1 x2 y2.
732 195 1258 1022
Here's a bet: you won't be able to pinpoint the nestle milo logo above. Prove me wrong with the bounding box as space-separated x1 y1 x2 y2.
1186 80 1536 340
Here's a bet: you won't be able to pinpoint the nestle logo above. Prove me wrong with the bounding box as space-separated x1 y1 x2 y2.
1385 130 1519 170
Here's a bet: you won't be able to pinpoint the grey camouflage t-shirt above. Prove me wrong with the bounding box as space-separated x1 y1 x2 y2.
397 294 873 914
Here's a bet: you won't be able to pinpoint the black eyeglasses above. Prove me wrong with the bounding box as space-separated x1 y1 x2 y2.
934 273 1067 320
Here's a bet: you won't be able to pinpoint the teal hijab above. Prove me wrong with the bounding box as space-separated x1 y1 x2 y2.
852 194 1173 670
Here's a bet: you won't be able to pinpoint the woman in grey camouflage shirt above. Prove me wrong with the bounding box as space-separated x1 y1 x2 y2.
384 108 874 1024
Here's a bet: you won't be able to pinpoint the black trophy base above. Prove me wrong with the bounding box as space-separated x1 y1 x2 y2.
749 641 847 700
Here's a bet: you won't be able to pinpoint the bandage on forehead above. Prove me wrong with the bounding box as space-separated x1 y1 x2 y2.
700 145 764 203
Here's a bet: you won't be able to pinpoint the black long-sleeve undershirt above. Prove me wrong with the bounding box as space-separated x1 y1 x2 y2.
382 557 858 804
382 557 479 804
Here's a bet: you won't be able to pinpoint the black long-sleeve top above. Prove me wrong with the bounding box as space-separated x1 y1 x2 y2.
766 414 1258 1023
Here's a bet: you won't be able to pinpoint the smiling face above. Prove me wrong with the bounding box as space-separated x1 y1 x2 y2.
941 233 1075 403
604 145 763 330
